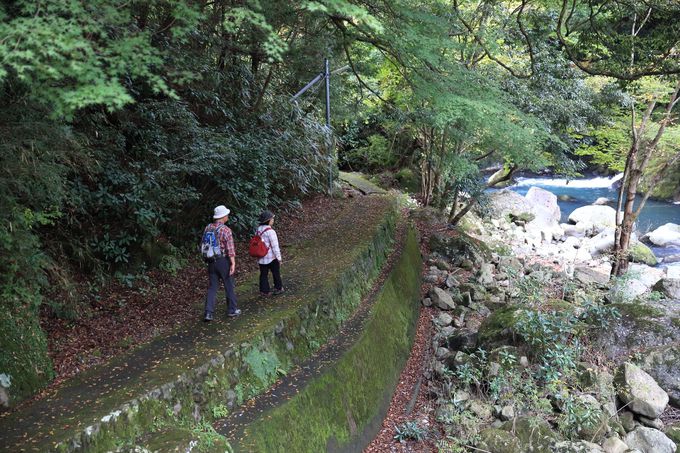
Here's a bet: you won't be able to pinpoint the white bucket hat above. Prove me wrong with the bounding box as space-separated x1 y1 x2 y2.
213 205 230 219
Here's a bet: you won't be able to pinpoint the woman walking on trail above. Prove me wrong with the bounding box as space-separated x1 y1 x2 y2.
256 211 284 296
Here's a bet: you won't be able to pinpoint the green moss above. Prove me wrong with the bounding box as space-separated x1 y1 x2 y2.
544 299 574 311
339 171 386 194
0 301 54 407
233 228 421 452
429 229 493 263
502 416 561 453
628 242 658 266
646 157 680 200
507 212 535 225
612 302 664 319
665 425 680 447
478 306 521 347
131 426 233 453
478 428 521 453
394 167 419 193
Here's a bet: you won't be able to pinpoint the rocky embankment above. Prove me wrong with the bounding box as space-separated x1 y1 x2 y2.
416 187 680 452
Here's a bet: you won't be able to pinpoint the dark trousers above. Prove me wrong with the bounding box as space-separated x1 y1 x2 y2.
205 257 238 315
259 259 283 293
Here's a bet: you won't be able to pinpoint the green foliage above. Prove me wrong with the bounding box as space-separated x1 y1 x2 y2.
556 394 602 440
341 134 394 171
0 1 202 118
393 420 427 443
244 348 282 387
576 117 630 171
211 404 229 419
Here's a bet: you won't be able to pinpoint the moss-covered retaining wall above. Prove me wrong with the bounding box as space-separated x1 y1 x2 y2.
0 196 400 452
230 227 421 452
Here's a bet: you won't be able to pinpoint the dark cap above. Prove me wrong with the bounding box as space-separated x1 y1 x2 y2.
258 210 275 224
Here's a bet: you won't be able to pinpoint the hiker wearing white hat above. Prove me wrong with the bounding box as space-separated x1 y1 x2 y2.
200 205 240 321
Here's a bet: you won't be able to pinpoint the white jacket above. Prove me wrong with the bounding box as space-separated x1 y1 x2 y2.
256 225 282 265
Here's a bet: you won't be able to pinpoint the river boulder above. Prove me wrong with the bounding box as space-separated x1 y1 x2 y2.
615 362 669 419
526 186 561 223
624 427 677 453
628 242 658 266
647 223 680 247
568 205 622 233
594 197 612 206
489 190 535 219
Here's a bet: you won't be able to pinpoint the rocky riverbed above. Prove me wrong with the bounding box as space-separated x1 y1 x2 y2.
413 187 680 452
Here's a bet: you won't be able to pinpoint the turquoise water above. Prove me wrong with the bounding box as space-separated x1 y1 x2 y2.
507 175 680 263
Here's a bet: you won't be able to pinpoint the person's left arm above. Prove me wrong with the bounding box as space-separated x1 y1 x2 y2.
269 230 282 263
223 228 236 275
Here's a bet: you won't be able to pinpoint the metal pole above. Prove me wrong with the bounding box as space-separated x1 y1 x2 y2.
291 72 324 100
324 58 331 127
324 58 333 193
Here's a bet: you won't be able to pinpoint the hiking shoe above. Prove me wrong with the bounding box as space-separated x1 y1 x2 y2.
204 312 214 322
273 288 285 296
227 309 242 317
260 292 271 297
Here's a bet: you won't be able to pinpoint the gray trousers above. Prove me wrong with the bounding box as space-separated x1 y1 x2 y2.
205 257 238 315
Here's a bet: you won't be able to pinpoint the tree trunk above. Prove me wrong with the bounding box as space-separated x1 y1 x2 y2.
612 80 680 277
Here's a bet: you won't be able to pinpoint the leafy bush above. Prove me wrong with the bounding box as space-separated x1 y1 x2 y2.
394 420 428 443
342 134 395 172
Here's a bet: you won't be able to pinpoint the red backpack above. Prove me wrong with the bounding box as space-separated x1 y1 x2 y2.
248 227 272 258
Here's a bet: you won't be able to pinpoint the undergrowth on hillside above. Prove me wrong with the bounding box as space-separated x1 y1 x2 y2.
434 264 620 451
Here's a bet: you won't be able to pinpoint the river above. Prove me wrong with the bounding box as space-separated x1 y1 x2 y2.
507 175 680 264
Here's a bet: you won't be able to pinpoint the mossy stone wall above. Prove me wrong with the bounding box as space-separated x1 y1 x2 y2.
233 227 421 452
38 198 399 452
0 299 54 409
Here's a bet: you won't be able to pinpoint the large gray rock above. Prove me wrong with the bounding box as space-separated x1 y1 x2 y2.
624 427 677 453
601 436 628 453
608 278 650 303
435 312 453 327
652 278 680 299
526 186 561 223
477 263 495 285
647 223 680 247
430 287 456 310
587 228 617 256
553 441 604 452
488 190 535 219
446 328 478 352
615 362 669 419
568 205 621 233
562 222 588 238
629 264 665 288
639 345 680 408
595 298 680 360
477 428 521 453
607 265 663 303
575 264 611 285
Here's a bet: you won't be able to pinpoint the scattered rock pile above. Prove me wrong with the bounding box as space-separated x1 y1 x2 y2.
418 187 680 453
